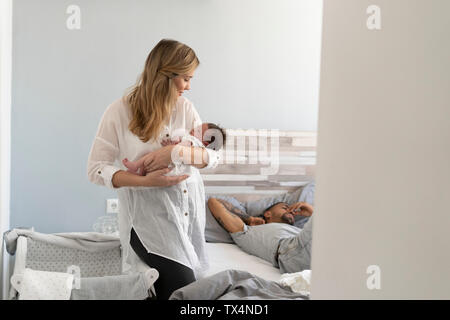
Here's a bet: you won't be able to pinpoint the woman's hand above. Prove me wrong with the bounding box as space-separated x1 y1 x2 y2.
287 202 314 217
143 144 209 174
142 145 177 173
140 167 189 187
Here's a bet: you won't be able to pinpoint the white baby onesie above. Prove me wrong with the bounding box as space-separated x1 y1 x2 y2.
165 134 205 177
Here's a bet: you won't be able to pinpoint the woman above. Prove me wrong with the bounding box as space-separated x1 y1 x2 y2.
87 39 220 300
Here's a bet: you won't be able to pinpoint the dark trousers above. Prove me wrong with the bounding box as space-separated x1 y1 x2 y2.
129 228 196 300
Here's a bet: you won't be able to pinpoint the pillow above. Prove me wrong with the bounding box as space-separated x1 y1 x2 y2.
244 181 315 229
204 195 247 243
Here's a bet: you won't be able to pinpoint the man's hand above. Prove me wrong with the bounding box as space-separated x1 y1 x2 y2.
287 202 314 217
246 216 265 226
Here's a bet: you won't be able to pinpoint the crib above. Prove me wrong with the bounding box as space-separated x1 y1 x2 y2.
3 228 158 300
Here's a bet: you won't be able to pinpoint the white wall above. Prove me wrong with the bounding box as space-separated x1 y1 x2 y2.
11 0 323 234
0 0 12 301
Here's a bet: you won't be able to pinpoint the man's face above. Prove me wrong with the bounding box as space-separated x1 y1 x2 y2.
263 202 295 225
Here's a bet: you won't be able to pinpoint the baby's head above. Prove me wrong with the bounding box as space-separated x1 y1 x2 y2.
190 123 226 151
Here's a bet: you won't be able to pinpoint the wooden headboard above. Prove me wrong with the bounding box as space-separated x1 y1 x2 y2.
201 129 317 203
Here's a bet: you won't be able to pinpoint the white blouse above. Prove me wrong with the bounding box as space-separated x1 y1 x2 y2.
87 96 220 278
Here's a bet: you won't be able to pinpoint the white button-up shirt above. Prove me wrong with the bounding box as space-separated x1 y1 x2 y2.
87 96 220 278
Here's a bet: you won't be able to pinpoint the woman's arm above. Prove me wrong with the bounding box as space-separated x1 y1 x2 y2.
112 168 189 188
111 170 143 188
87 104 122 189
178 146 214 169
87 103 189 189
142 144 220 173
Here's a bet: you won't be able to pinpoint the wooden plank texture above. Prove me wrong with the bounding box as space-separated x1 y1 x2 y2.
203 129 317 201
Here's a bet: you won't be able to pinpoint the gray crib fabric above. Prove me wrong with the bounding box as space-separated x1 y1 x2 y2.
70 273 149 300
4 228 122 277
4 228 151 300
26 238 122 277
4 229 120 255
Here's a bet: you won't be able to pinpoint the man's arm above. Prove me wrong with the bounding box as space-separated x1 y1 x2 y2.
214 199 265 226
207 198 247 233
213 198 250 222
288 202 314 217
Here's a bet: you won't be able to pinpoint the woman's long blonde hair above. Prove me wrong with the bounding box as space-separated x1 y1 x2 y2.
125 39 200 143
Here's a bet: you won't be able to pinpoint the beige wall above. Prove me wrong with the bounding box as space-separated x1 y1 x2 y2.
311 0 450 299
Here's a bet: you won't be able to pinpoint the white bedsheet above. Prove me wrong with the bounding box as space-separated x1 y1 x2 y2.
203 242 282 282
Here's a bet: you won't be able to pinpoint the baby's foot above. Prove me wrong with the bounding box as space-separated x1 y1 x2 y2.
122 158 142 175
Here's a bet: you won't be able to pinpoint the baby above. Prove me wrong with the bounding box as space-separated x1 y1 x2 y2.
122 123 226 176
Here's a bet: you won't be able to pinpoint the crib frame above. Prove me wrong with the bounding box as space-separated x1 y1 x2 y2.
7 230 158 300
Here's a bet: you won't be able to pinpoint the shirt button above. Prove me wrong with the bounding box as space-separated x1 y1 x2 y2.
98 171 101 174
185 212 188 216
183 190 187 193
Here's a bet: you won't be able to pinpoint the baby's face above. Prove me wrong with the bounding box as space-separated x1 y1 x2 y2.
189 123 210 146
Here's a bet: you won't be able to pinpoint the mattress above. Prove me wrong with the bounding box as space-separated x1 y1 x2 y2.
203 242 282 282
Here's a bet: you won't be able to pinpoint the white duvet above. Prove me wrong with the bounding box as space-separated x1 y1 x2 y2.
204 242 311 296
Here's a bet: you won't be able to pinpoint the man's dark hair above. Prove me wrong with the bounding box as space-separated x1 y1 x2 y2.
205 123 226 150
264 201 285 213
259 201 285 221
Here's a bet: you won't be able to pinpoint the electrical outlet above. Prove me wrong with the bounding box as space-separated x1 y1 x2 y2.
106 199 119 214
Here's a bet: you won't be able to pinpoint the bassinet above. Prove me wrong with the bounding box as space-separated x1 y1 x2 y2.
3 228 158 300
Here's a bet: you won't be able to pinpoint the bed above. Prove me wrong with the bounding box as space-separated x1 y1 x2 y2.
204 242 282 282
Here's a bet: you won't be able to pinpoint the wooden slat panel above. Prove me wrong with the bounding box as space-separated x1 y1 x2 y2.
203 129 316 201
205 186 288 194
201 164 314 175
202 174 268 181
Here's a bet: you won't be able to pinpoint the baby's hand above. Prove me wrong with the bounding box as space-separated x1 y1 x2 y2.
179 140 193 147
161 138 181 146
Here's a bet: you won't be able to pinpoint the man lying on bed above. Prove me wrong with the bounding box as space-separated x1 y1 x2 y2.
207 198 313 274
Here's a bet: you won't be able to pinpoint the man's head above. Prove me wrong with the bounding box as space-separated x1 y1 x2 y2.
261 202 295 225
